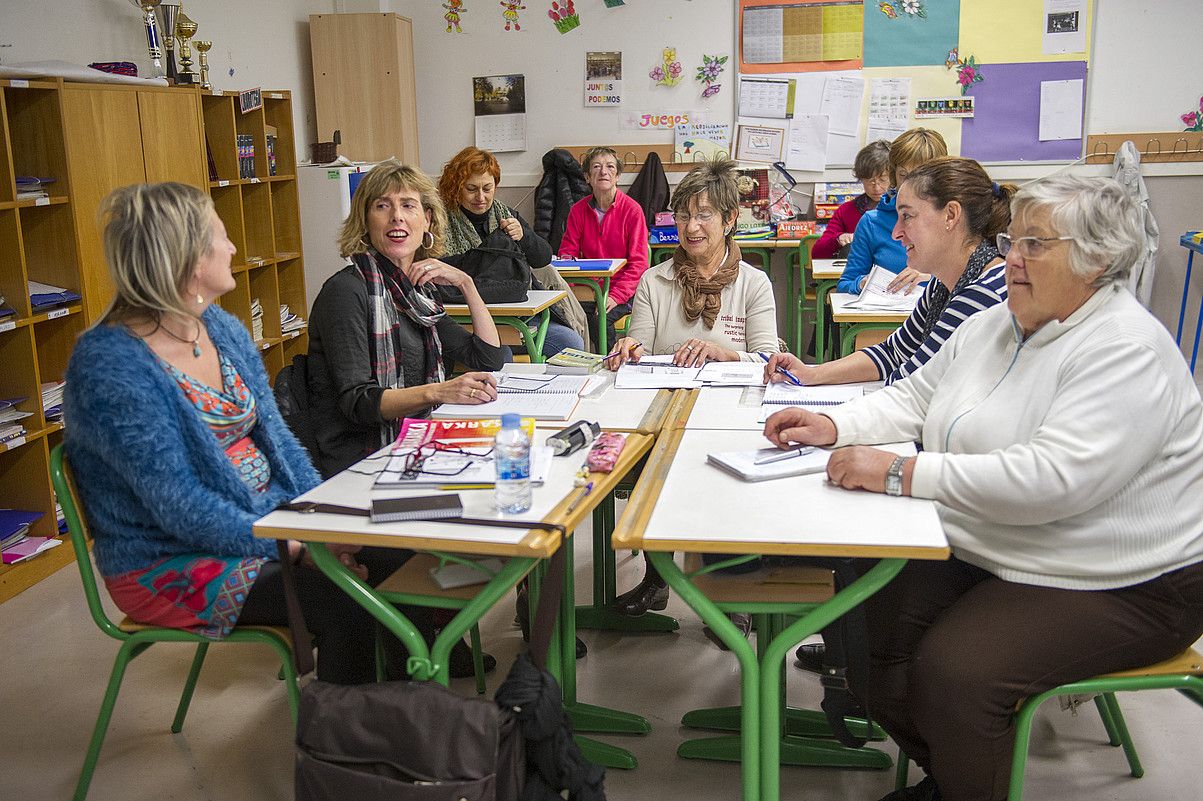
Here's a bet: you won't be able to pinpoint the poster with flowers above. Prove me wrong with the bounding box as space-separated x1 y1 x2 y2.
650 47 683 88
696 54 728 98
1182 97 1203 132
548 0 579 33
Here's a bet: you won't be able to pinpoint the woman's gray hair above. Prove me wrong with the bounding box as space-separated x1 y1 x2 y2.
670 157 740 229
1011 174 1143 287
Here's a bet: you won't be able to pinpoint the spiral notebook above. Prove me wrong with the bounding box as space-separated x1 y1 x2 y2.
758 383 863 422
432 373 588 421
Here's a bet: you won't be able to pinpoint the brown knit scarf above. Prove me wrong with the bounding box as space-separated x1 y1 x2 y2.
673 240 742 329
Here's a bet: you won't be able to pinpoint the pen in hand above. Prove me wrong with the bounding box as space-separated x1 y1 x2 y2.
754 446 815 465
759 352 803 387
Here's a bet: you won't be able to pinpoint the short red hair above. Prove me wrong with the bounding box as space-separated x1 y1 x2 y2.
438 147 502 210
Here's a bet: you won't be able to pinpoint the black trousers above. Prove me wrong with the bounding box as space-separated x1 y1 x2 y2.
854 556 1203 801
239 546 422 685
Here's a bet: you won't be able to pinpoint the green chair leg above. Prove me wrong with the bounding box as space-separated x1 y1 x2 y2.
895 748 909 790
170 642 209 733
1102 693 1144 778
1093 693 1122 746
76 640 139 801
470 624 486 695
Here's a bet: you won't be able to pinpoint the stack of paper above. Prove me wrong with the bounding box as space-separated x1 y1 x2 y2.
15 176 53 201
432 372 590 421
0 295 13 319
759 382 863 422
695 361 766 387
28 280 81 310
40 382 65 422
0 421 25 448
0 509 59 565
251 298 264 341
708 446 831 482
613 355 705 389
280 304 306 334
846 265 921 312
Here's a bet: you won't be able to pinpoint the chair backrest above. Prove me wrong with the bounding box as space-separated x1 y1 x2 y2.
49 444 128 642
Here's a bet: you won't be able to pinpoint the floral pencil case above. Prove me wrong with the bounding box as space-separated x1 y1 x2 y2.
585 432 627 472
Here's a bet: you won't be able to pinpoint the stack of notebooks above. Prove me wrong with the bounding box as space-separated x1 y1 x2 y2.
15 175 54 201
237 134 256 179
614 356 777 390
251 298 264 341
545 347 606 375
29 280 81 310
0 296 14 320
549 258 620 271
0 509 60 565
41 381 65 422
846 265 922 312
280 304 306 334
1 397 29 447
375 416 553 489
432 372 596 422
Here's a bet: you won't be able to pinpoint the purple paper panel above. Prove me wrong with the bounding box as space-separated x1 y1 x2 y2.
961 61 1087 162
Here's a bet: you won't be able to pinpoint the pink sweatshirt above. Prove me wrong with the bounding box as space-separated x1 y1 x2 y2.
558 190 649 305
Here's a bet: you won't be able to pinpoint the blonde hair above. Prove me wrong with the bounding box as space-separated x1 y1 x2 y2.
98 182 215 327
337 159 448 260
889 128 948 186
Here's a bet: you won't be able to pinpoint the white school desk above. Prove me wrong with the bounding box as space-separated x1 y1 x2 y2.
829 291 912 359
254 431 655 770
445 289 566 363
613 395 948 801
685 381 883 432
554 258 626 356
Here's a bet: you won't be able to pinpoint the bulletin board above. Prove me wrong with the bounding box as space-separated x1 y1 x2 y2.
736 0 1096 167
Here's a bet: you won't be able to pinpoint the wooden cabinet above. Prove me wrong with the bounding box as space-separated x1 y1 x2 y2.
0 81 306 603
310 12 419 164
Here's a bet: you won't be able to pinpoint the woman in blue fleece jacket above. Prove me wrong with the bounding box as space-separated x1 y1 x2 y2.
64 182 409 684
836 128 948 295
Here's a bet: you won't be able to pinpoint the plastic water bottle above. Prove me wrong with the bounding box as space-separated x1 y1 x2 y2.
495 413 532 513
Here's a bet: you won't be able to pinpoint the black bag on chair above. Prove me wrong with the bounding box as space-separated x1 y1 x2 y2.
439 229 531 304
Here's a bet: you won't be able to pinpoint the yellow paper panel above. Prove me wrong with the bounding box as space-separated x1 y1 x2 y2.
821 4 863 61
782 6 823 63
959 0 1093 64
861 66 964 157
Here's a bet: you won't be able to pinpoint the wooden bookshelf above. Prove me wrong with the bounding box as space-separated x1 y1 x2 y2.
0 82 307 603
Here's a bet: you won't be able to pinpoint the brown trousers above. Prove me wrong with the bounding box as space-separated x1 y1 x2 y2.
853 556 1203 801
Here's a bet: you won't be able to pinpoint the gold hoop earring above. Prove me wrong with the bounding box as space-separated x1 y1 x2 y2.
422 231 435 249
196 293 204 305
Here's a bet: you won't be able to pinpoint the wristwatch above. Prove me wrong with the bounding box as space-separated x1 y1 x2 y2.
885 455 907 497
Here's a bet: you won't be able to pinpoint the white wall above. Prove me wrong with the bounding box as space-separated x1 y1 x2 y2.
0 0 332 159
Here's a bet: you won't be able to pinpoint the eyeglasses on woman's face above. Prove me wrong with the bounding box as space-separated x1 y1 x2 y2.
996 232 1074 260
673 209 718 225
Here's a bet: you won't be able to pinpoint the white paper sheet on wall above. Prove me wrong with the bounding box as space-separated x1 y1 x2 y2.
868 77 910 132
826 132 860 167
743 7 784 64
820 76 865 136
1043 0 1087 55
475 114 527 153
1038 79 1084 140
785 114 829 172
738 77 793 119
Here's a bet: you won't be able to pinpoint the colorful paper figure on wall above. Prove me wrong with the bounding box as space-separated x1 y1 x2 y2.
696 53 727 99
945 48 983 95
444 0 467 33
650 47 683 87
548 1 580 34
500 1 525 31
1181 96 1203 132
879 0 926 18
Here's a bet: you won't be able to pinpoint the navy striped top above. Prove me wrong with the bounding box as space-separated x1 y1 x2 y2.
863 261 1008 385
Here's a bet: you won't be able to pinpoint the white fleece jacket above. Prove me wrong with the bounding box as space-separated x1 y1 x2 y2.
826 283 1203 590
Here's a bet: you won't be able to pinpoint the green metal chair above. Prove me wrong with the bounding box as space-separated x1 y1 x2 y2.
50 445 300 801
893 647 1203 801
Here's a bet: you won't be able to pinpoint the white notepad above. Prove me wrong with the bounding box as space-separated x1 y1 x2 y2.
759 383 864 422
613 355 704 389
707 447 831 482
696 361 766 386
846 264 922 312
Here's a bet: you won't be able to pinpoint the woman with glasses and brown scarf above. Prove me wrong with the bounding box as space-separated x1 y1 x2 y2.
606 158 780 616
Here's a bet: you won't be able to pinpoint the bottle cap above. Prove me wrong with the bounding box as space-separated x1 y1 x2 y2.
500 413 521 428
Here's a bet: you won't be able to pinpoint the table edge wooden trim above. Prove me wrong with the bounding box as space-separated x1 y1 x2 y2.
542 432 654 532
445 291 566 316
252 523 562 558
629 539 951 560
634 388 675 434
611 423 685 550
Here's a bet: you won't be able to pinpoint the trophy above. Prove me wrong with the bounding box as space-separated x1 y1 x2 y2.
154 2 180 82
131 0 165 78
174 11 199 85
195 41 212 90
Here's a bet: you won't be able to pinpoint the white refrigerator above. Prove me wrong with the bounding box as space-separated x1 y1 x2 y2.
298 163 376 311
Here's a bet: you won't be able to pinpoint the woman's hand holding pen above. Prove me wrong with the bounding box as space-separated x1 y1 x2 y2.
605 337 645 370
762 352 821 386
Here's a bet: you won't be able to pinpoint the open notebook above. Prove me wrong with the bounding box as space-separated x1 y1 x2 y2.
613 355 705 389
846 264 922 312
759 383 864 422
432 373 589 421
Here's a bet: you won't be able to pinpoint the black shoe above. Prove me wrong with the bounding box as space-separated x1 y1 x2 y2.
795 642 825 674
874 776 940 801
613 576 668 617
448 637 497 679
703 613 752 650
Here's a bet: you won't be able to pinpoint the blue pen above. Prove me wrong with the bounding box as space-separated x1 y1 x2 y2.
759 352 803 387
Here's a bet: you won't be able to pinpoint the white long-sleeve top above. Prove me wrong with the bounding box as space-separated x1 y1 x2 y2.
826 283 1203 590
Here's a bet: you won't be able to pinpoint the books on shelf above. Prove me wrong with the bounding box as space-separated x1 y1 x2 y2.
28 280 81 310
41 381 65 422
15 175 54 201
432 372 589 421
237 133 256 179
375 416 551 488
280 304 306 334
0 509 59 565
2 535 62 565
545 347 606 375
251 298 264 341
707 446 830 482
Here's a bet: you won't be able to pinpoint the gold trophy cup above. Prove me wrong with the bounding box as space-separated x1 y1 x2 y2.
175 11 199 85
195 41 212 90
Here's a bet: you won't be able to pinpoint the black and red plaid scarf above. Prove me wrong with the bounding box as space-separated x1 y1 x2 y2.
352 248 446 445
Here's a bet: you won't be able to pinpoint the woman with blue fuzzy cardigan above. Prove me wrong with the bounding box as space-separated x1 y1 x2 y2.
64 182 410 684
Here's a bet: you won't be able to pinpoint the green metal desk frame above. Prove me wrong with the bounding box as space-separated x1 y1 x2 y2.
563 274 613 355
449 309 551 363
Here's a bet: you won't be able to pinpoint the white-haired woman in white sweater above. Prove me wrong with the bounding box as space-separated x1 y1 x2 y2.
763 174 1203 801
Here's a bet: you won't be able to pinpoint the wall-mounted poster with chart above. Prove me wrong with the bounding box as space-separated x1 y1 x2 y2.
739 0 864 74
474 74 527 152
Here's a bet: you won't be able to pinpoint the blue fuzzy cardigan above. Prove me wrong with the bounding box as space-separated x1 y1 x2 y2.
63 307 321 577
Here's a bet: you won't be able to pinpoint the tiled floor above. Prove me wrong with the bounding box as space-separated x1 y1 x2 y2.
2 534 1200 801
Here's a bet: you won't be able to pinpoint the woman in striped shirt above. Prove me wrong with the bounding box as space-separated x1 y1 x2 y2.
767 157 1012 388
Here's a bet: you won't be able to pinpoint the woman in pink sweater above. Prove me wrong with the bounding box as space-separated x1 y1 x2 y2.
811 140 891 260
558 146 650 349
